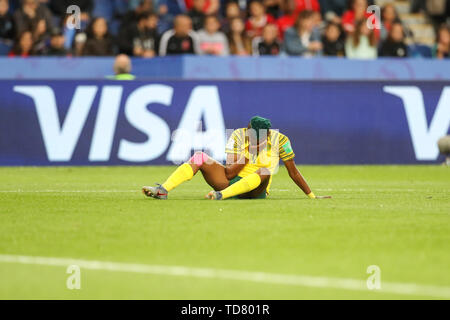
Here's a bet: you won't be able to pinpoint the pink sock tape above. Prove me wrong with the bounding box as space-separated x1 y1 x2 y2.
190 152 208 166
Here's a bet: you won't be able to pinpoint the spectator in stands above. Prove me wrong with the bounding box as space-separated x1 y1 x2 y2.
73 31 86 56
121 0 153 33
155 0 169 17
128 0 144 10
246 0 275 38
2 0 447 61
321 21 345 56
110 54 136 80
380 3 400 41
8 29 32 56
264 0 283 18
425 0 450 31
44 27 69 56
277 0 297 39
0 0 15 42
345 19 377 59
49 0 92 23
322 10 342 27
311 8 325 33
188 0 207 30
88 0 127 22
118 11 159 58
283 10 322 56
197 14 229 55
379 22 408 57
153 1 172 33
253 23 280 55
221 1 241 34
319 0 347 17
411 0 426 14
158 0 184 17
206 0 220 15
228 17 252 55
31 17 49 55
159 14 199 56
82 17 115 56
433 24 450 59
185 0 220 15
60 13 80 52
13 0 53 36
342 0 372 34
294 0 321 14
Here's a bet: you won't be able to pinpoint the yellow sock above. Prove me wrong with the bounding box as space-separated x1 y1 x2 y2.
221 173 261 199
162 163 194 192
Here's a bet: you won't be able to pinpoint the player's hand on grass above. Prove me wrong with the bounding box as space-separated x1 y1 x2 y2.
308 192 331 199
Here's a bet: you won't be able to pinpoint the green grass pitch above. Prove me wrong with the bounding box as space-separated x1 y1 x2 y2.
0 165 449 300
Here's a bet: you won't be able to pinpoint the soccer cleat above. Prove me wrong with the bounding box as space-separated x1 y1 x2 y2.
205 191 223 200
142 184 168 200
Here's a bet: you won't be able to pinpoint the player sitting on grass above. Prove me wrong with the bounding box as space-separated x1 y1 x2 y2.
142 116 331 200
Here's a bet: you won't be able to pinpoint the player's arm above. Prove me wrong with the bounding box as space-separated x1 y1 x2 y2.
284 159 315 198
225 153 247 180
224 129 248 180
279 135 331 199
284 160 331 199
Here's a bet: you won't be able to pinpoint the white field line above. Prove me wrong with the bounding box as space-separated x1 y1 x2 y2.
0 254 449 299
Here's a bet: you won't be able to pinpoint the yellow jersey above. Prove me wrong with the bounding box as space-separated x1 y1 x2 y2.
225 128 295 192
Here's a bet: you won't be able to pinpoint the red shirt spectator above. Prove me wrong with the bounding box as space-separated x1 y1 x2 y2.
295 0 320 14
9 30 33 57
342 10 380 38
185 0 218 14
342 0 380 38
246 14 276 38
277 0 298 40
277 14 296 39
246 0 275 38
185 0 205 10
342 10 371 33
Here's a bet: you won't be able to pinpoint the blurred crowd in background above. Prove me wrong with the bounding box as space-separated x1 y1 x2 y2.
0 0 449 59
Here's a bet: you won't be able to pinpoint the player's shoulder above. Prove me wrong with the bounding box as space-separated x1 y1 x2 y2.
270 129 290 143
227 128 246 144
231 127 246 137
273 130 295 160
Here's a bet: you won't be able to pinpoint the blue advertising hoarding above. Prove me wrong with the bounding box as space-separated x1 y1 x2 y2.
0 80 449 165
1 57 450 81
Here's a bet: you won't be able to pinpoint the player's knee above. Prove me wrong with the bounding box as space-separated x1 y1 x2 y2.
189 151 209 167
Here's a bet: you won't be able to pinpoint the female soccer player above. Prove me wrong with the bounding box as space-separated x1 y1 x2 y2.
142 116 330 200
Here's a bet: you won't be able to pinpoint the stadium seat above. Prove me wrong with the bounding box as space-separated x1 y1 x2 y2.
92 0 128 22
108 20 121 37
408 44 433 58
113 0 129 17
93 0 114 21
0 41 12 56
52 16 61 29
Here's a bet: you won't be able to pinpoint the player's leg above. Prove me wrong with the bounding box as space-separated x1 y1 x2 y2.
189 152 230 191
143 152 228 199
238 174 270 199
206 168 270 200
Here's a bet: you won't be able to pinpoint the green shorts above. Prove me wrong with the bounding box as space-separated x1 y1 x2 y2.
229 176 267 199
